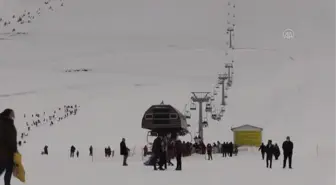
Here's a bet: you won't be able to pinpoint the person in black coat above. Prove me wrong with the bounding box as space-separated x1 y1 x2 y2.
120 138 129 166
273 143 280 160
206 144 213 160
282 136 293 169
258 143 266 160
152 136 163 170
265 140 274 168
89 145 93 156
174 139 182 171
0 109 17 185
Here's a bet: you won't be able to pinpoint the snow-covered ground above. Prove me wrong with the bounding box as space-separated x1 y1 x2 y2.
0 0 334 184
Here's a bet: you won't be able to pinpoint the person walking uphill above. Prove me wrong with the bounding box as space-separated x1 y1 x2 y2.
282 136 294 169
120 138 129 166
0 109 18 185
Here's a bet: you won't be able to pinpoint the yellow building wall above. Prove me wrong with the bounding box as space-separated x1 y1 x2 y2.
234 131 262 147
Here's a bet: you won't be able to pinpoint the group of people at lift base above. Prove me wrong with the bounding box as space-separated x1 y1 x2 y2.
258 137 294 169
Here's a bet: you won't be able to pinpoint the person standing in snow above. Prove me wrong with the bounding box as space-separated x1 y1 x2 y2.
265 140 274 168
70 145 76 158
282 136 293 169
174 139 182 171
259 143 266 160
0 109 18 185
89 145 93 156
206 144 213 160
120 138 129 166
273 143 280 160
152 136 163 170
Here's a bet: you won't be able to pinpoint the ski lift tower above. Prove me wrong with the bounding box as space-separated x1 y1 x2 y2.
225 63 234 82
218 73 229 106
190 92 211 141
227 27 234 49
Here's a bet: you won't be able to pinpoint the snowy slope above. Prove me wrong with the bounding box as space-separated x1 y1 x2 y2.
0 0 335 184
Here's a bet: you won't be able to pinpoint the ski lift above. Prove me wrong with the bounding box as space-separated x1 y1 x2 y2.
215 84 220 89
213 90 218 96
221 106 225 112
184 110 191 119
224 93 228 99
227 80 232 87
211 113 217 120
205 103 212 112
190 102 197 110
202 118 208 127
210 95 215 101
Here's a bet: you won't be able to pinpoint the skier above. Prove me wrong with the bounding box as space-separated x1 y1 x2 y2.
259 143 266 160
265 140 274 168
0 109 18 185
76 151 79 158
282 136 294 169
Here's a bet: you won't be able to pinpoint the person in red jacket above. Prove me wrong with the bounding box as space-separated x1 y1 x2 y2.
0 109 17 185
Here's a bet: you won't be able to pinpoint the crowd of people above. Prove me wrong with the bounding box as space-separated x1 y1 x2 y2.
19 104 80 147
0 106 296 185
0 0 65 35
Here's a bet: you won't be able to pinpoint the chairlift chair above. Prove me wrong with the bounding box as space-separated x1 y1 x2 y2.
210 95 215 101
221 106 225 112
190 102 197 110
211 114 217 120
185 110 191 119
215 84 220 89
205 103 212 112
213 90 218 96
202 118 208 127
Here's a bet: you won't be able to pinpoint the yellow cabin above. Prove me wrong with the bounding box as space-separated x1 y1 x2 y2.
231 124 263 147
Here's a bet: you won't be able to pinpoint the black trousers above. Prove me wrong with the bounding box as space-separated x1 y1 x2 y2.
261 152 265 160
122 155 128 165
0 160 14 185
208 153 213 160
152 155 160 170
266 157 272 168
176 154 182 170
159 152 167 169
283 154 292 168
